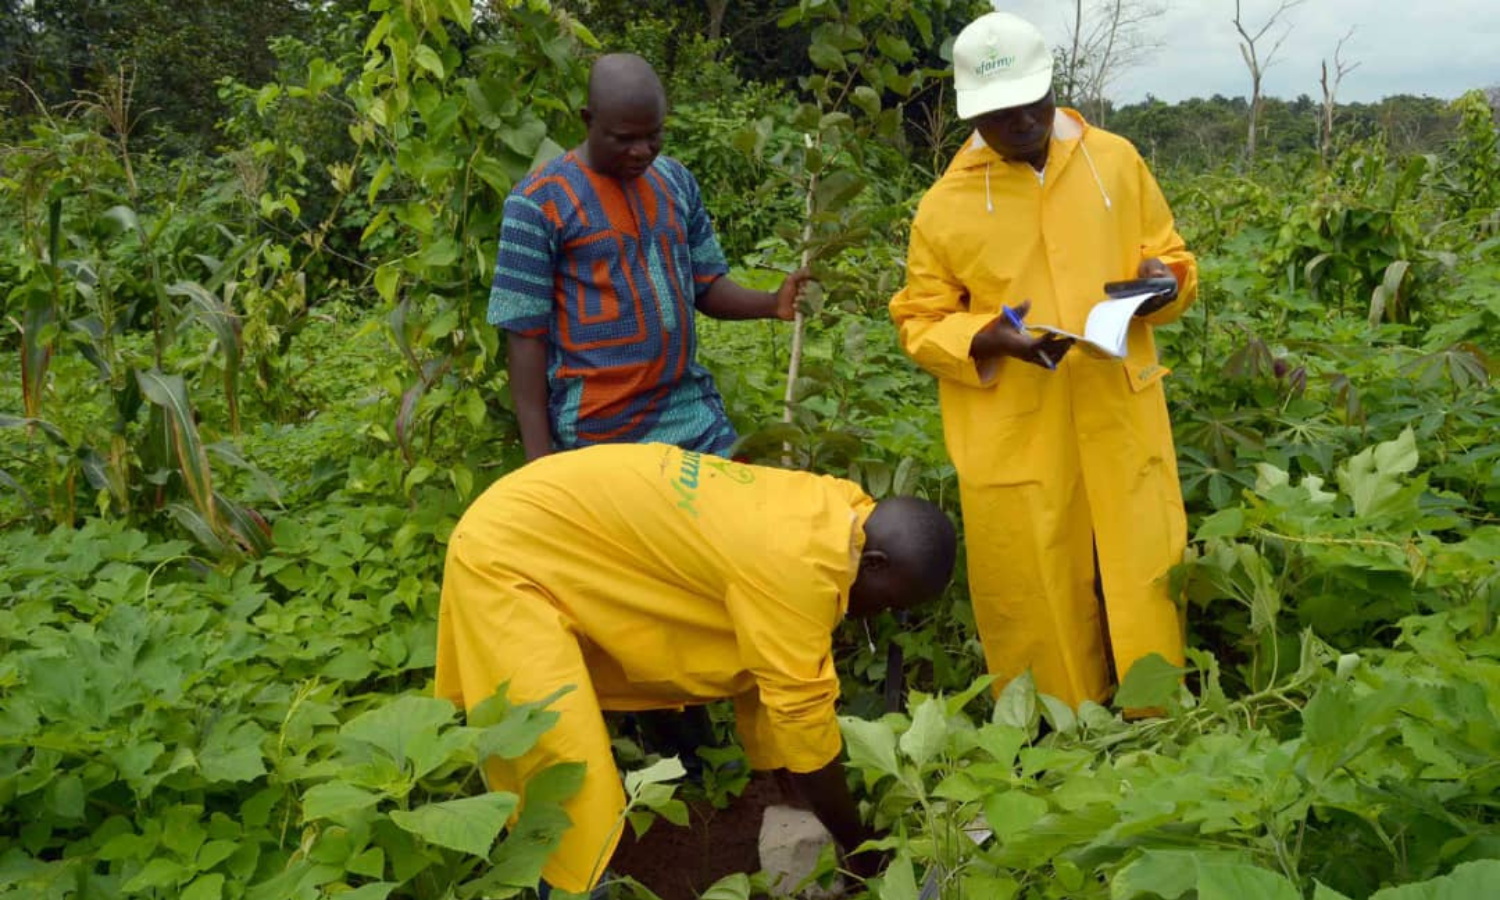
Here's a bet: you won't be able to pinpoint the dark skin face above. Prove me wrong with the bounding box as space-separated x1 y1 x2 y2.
972 88 1056 171
579 95 665 180
847 549 934 619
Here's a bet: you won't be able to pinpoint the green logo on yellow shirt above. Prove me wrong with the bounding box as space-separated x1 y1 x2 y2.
673 451 704 518
672 452 756 518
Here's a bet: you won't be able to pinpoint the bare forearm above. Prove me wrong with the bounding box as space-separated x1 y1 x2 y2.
696 276 779 320
783 761 873 854
505 332 553 461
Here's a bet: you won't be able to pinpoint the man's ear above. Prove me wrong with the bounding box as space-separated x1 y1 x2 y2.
860 548 890 572
580 107 593 128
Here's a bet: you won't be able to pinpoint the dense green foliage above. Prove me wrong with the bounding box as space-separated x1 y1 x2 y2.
2 1 1498 899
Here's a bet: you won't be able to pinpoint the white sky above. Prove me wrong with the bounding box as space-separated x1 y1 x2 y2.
990 0 1500 104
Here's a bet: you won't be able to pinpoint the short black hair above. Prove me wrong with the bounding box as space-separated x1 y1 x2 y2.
869 496 957 602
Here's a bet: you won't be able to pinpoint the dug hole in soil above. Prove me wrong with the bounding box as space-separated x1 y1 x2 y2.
610 773 796 900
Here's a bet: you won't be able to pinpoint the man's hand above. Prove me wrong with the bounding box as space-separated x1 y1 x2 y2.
1132 258 1179 317
774 267 813 322
969 300 1075 369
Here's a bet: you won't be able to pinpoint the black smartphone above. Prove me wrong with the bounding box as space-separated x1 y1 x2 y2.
1103 276 1178 298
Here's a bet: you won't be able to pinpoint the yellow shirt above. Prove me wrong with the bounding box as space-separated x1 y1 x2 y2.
437 442 874 773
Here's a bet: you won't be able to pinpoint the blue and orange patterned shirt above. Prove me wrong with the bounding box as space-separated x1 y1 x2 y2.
488 151 736 454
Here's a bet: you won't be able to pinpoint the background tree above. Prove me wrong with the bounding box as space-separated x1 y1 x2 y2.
1060 0 1167 124
1319 27 1360 162
0 0 362 151
1232 0 1304 164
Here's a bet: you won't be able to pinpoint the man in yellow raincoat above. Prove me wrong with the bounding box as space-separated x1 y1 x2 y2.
435 443 956 894
889 12 1197 708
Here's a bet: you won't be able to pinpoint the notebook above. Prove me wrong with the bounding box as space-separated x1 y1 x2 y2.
1029 289 1164 359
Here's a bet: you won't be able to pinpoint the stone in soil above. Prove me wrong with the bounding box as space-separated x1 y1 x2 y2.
758 804 844 900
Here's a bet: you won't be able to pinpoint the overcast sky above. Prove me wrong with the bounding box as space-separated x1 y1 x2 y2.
991 0 1499 104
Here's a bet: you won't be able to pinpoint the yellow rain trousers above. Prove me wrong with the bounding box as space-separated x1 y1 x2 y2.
889 109 1197 707
434 443 872 893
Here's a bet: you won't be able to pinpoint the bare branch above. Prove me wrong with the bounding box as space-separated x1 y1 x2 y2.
1231 0 1305 163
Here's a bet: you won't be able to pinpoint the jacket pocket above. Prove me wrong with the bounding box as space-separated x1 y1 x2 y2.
1125 360 1171 393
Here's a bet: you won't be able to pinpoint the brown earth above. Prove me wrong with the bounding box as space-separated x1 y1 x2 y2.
609 773 788 900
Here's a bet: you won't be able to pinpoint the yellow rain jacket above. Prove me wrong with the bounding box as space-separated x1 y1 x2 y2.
889 109 1196 707
434 443 872 892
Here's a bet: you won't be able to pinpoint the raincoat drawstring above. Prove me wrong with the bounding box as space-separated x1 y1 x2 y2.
1080 141 1113 211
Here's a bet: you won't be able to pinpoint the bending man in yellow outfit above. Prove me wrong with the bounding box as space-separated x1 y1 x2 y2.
889 12 1198 708
435 443 957 893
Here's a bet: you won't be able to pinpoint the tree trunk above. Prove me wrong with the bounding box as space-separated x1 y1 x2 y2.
706 0 729 43
1247 76 1260 163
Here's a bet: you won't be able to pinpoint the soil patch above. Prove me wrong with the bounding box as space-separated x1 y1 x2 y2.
610 774 788 900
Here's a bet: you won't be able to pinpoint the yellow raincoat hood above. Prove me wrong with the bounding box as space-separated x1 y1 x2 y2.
891 107 1197 706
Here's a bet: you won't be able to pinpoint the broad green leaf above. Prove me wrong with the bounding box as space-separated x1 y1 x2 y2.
983 791 1047 840
851 85 881 118
469 683 572 761
485 763 584 888
445 0 473 30
1195 507 1246 539
1301 680 1356 749
1114 653 1183 710
908 6 934 45
531 135 566 170
388 791 518 857
340 694 456 767
306 58 343 96
374 264 401 303
1113 850 1253 900
46 774 85 820
199 718 268 783
700 873 752 900
335 883 398 900
347 848 386 880
1313 884 1355 900
412 45 445 79
500 118 547 157
975 724 1026 768
1368 859 1500 898
368 160 394 205
123 857 188 892
623 756 685 795
992 672 1039 736
1197 863 1302 900
879 852 919 900
1039 695 1077 734
301 782 382 823
182 873 225 900
840 715 901 778
1336 428 1419 518
417 237 460 268
100 205 140 238
962 873 1020 900
898 697 947 767
875 33 914 63
471 155 513 196
97 830 158 862
808 41 846 72
945 675 998 717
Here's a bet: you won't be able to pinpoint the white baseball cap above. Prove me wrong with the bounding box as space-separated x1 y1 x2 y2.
953 12 1053 120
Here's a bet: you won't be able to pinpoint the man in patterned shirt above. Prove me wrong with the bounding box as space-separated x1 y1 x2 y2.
492 53 809 460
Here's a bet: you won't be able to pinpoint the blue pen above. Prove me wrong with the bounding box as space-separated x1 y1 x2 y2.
1001 304 1055 370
